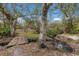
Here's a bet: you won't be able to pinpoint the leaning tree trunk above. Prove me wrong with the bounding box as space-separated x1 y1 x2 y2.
0 3 16 37
39 3 51 48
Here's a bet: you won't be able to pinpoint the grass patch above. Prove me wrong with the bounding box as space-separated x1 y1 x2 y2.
25 31 39 42
0 27 10 36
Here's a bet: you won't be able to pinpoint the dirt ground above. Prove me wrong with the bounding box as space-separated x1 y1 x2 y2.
0 29 79 56
0 41 79 56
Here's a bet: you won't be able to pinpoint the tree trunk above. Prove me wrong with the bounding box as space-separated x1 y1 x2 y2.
69 17 73 33
39 3 49 48
64 16 73 33
10 20 16 37
0 4 16 36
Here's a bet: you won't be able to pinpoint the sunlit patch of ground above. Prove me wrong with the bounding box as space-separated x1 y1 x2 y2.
62 33 79 36
16 29 26 37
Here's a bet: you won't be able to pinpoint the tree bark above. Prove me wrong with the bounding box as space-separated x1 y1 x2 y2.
10 20 16 37
39 3 52 48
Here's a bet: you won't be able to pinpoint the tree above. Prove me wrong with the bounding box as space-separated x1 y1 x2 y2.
59 3 77 33
0 3 17 37
10 4 19 37
39 3 52 48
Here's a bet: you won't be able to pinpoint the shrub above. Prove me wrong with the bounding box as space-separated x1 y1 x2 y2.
72 27 79 34
25 31 39 42
47 27 63 38
0 27 10 36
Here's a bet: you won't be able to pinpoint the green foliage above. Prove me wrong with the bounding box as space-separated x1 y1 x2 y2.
26 31 39 42
72 27 79 34
58 4 77 33
47 27 63 38
25 19 40 33
58 4 77 17
0 27 10 36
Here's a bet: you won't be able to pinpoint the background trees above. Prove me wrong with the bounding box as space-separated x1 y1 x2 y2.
0 4 21 37
0 3 79 48
59 3 77 33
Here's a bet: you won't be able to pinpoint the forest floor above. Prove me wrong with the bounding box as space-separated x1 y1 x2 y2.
0 29 79 56
0 42 79 56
